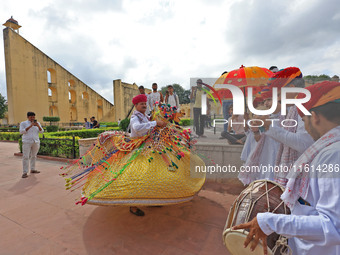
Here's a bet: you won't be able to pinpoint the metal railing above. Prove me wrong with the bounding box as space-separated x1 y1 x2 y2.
38 135 78 159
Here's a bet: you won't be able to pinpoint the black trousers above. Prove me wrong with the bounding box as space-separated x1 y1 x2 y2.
193 107 205 136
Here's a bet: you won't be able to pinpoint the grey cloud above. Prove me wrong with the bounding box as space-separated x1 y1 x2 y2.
28 0 122 31
225 0 340 60
28 6 78 31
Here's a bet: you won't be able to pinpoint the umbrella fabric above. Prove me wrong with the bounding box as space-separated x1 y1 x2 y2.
213 65 273 100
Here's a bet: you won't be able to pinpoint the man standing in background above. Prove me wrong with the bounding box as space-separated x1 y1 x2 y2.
190 79 206 138
148 83 164 111
165 85 180 110
84 118 91 129
19 112 44 178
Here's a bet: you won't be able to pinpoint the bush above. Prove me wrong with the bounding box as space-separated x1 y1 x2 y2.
19 136 80 158
119 118 130 131
45 127 120 139
42 116 60 122
0 132 21 141
43 116 60 126
45 125 59 132
179 118 193 126
100 122 119 127
0 127 19 132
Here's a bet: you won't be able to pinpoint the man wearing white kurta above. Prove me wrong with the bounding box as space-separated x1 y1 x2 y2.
129 94 166 216
233 81 340 255
264 67 314 186
239 105 281 184
19 112 44 178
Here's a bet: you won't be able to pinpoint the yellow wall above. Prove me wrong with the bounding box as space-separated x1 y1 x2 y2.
113 80 151 121
3 27 115 124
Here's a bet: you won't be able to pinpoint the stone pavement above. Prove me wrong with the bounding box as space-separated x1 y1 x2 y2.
0 142 244 255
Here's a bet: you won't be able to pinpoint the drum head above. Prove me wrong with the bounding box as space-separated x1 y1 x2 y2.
223 229 273 255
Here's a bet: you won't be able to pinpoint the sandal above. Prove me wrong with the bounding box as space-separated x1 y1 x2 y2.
22 173 28 178
31 170 41 174
129 207 145 216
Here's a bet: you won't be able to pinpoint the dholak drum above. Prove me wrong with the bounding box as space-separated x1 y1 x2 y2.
223 180 292 255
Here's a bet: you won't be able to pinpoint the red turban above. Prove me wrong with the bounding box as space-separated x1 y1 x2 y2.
296 81 340 117
253 96 263 108
132 94 147 105
268 67 302 89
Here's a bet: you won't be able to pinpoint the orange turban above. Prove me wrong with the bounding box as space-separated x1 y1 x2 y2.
268 67 302 89
132 94 147 105
296 81 340 117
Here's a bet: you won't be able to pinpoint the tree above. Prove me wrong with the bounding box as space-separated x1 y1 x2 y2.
42 116 60 132
160 84 191 104
304 74 331 84
0 93 7 119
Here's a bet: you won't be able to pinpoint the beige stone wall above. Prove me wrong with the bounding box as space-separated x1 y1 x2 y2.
113 80 151 121
3 28 115 124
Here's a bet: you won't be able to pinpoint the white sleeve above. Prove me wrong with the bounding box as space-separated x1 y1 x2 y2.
38 122 44 133
130 116 156 134
19 122 27 134
176 95 180 110
257 152 340 246
265 116 314 153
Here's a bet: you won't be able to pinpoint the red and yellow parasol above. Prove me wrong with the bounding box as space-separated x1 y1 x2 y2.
213 65 273 100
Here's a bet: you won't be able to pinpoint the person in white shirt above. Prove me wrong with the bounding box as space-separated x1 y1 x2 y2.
19 112 44 178
233 81 340 255
83 118 91 129
264 67 314 186
148 83 164 112
190 79 206 137
239 108 281 184
165 85 180 111
129 94 166 215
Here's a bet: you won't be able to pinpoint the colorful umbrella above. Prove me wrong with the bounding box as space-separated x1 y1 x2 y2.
213 65 273 100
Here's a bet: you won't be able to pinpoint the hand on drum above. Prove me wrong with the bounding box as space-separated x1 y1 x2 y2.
233 216 268 255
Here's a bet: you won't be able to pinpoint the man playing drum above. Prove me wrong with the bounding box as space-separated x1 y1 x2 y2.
234 81 340 255
264 67 314 186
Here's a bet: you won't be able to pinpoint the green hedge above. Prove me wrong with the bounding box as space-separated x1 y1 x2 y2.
179 118 193 126
19 136 80 158
0 132 22 141
119 118 130 131
100 122 119 127
0 127 19 132
43 116 60 122
0 127 120 142
45 125 59 132
45 127 120 139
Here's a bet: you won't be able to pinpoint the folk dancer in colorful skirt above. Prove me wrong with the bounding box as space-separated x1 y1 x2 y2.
61 94 206 216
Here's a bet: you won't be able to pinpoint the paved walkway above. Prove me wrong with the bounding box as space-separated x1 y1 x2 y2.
0 142 244 255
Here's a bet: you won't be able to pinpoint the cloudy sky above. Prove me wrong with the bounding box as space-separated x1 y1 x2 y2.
1 0 340 103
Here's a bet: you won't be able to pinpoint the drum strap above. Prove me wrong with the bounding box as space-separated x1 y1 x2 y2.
272 236 293 255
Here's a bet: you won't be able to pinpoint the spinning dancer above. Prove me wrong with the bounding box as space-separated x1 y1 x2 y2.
61 94 206 217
